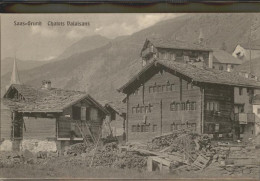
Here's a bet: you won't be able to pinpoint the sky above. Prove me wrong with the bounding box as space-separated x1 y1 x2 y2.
1 14 182 61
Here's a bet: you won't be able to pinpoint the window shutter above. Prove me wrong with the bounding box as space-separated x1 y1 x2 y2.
81 107 86 120
90 108 98 121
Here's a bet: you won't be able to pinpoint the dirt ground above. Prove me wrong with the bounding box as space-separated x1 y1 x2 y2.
0 158 259 179
1 135 259 179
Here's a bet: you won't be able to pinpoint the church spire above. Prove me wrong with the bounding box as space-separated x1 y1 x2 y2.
10 57 21 85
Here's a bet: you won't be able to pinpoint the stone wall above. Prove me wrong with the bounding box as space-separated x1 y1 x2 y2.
20 139 57 153
0 140 12 151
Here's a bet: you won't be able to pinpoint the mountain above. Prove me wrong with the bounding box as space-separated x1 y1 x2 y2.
2 13 260 101
56 35 110 60
1 57 48 76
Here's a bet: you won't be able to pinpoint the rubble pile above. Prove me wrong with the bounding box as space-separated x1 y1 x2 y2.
90 142 118 167
0 149 58 168
114 151 147 170
0 152 22 168
212 145 259 176
64 143 95 156
149 133 179 150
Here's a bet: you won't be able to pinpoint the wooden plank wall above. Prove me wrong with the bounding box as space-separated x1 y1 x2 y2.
127 67 202 142
0 103 12 140
203 85 234 134
23 117 56 140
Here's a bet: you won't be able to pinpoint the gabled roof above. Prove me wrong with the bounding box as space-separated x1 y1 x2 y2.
118 59 260 94
3 84 108 114
99 100 126 116
213 49 242 65
142 38 212 53
239 39 260 50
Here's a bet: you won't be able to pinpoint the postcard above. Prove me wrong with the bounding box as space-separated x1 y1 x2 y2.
0 13 260 180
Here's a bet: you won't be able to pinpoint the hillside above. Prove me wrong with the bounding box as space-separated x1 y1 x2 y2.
2 13 260 101
1 57 47 76
56 35 110 60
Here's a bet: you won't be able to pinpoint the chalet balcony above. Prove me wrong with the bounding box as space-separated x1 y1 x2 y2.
141 47 154 58
234 113 255 124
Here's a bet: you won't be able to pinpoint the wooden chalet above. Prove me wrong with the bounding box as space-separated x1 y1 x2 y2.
212 49 242 72
118 59 260 142
141 37 213 68
1 81 109 151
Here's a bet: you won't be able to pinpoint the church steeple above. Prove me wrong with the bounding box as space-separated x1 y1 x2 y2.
5 57 21 91
10 57 21 85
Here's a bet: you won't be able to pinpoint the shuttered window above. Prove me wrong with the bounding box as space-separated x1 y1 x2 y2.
81 107 86 120
90 108 98 121
72 106 81 120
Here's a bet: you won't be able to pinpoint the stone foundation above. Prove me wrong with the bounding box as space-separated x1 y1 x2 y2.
20 139 57 153
0 140 13 151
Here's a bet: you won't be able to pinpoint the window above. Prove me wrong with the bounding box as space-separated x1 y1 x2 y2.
171 123 175 131
162 85 166 92
163 52 169 59
166 82 171 91
176 103 180 111
137 125 141 132
70 121 82 138
191 102 197 110
171 84 175 91
72 106 81 120
132 104 152 114
239 87 243 95
257 108 260 115
153 124 157 132
149 86 153 93
186 101 190 110
158 85 162 92
219 65 224 70
153 85 157 93
132 125 136 132
215 124 219 132
171 53 176 61
170 102 176 111
206 101 218 112
141 125 145 132
181 102 186 110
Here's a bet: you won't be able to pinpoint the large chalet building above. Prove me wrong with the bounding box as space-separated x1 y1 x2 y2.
119 38 260 142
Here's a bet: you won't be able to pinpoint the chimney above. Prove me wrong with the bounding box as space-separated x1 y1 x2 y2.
42 80 51 89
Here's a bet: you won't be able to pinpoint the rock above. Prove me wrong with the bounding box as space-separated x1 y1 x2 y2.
81 153 87 158
27 157 37 164
242 168 251 174
23 149 34 161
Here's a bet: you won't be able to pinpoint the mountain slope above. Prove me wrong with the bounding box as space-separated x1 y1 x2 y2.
1 57 48 76
2 13 260 101
56 35 110 60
